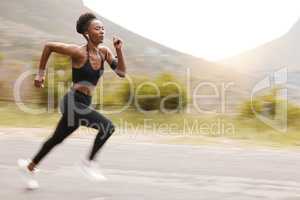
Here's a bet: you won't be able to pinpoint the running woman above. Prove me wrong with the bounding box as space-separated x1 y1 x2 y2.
18 12 126 189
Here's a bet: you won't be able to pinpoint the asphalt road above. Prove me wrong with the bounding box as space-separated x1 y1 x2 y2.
1 133 300 200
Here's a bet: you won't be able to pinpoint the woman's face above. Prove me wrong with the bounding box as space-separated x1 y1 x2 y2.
86 19 105 45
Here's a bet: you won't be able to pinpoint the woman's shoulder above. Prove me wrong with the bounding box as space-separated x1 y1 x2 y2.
98 45 109 53
75 44 89 57
97 45 110 59
72 45 88 67
60 43 86 57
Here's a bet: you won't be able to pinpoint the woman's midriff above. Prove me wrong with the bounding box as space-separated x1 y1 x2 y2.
72 83 95 96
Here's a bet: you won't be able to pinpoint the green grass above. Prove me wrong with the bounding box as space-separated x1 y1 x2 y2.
1 102 300 148
0 102 59 127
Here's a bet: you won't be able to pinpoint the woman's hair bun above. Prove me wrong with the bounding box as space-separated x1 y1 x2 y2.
76 12 97 34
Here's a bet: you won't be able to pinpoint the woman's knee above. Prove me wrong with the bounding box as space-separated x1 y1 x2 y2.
96 122 115 141
100 120 115 135
90 120 115 134
107 122 115 135
99 121 115 137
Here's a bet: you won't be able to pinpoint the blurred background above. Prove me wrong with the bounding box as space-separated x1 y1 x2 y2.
1 0 300 147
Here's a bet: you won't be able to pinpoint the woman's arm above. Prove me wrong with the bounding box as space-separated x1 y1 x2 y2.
34 42 80 88
103 37 126 78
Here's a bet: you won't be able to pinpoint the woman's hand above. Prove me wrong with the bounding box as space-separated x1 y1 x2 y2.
113 36 123 50
34 72 45 88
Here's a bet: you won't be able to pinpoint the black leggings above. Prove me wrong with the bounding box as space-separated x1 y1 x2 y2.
32 89 115 165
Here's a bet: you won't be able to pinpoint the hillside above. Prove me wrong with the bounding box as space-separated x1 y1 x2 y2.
221 18 300 73
0 0 248 113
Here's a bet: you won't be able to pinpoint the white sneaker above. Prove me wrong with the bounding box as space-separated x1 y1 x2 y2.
17 159 39 190
80 159 107 181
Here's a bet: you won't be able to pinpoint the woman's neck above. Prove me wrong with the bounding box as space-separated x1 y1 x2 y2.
87 41 99 53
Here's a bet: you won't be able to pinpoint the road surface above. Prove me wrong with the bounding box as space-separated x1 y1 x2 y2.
1 131 300 200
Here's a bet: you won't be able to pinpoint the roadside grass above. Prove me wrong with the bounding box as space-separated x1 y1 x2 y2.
1 102 300 148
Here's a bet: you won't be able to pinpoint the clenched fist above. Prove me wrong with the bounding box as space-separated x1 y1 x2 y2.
113 36 123 50
34 73 45 88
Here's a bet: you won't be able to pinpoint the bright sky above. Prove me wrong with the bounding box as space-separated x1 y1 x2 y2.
83 0 300 61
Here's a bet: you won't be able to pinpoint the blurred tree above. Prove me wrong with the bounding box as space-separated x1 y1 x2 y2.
238 87 300 128
118 72 188 112
0 52 5 62
42 53 72 108
155 72 188 112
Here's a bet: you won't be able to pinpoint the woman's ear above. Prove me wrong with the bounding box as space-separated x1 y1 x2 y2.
84 32 89 40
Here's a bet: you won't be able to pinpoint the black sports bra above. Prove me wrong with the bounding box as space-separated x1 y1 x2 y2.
72 45 105 86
